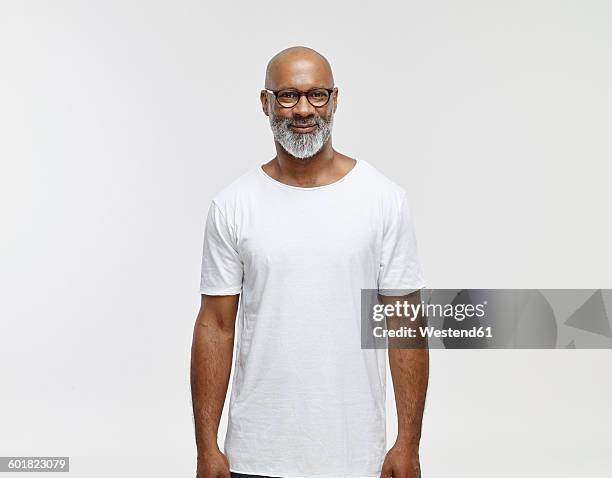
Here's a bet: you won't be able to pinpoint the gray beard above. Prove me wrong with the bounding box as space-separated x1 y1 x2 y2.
268 109 334 160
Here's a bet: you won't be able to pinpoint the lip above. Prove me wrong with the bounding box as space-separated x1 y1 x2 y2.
290 124 317 133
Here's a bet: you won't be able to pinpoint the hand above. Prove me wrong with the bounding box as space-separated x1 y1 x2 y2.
196 447 231 478
380 442 421 478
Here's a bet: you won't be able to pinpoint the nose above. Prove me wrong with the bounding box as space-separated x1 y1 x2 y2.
292 93 316 117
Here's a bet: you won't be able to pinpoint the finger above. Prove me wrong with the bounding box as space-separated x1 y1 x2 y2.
379 465 393 478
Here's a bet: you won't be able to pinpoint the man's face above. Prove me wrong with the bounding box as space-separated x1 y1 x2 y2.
267 91 335 160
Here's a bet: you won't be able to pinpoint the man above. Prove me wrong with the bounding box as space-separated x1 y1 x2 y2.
191 46 429 478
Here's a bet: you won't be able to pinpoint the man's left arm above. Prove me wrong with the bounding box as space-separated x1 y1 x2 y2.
380 290 429 478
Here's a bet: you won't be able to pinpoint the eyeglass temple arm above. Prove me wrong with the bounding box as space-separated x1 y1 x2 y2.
264 88 335 95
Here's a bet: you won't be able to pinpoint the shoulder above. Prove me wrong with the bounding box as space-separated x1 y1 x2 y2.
356 159 409 207
208 165 261 217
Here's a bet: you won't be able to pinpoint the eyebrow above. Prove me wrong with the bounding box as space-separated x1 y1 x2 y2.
272 85 333 91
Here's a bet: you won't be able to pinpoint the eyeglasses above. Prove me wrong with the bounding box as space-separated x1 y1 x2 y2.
265 87 335 108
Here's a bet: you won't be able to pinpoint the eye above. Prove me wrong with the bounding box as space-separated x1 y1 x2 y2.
278 90 299 99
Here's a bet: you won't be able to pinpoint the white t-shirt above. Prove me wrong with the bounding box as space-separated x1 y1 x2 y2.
199 158 427 478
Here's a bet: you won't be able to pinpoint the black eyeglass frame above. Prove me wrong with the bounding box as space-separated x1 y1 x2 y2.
265 87 336 108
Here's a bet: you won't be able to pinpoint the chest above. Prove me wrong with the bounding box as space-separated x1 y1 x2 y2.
236 197 383 271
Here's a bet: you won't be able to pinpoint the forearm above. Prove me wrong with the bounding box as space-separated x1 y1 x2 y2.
190 312 235 453
383 291 429 447
389 346 429 446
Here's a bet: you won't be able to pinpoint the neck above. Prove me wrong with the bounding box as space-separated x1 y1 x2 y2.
272 139 336 186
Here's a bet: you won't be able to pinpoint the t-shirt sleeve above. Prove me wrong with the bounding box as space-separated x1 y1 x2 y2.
199 201 243 295
378 192 428 296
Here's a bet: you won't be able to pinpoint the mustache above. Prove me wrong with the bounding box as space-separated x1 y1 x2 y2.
291 118 318 127
273 116 329 128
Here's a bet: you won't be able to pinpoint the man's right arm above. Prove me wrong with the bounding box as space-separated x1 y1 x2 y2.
191 293 240 478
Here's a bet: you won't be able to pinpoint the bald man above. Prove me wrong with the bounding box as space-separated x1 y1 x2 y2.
191 46 428 478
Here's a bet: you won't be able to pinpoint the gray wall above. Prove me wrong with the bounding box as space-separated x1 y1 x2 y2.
1 1 611 476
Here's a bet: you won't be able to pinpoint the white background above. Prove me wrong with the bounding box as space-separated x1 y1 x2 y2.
1 1 611 477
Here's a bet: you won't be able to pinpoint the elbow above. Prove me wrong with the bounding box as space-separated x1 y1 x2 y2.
195 310 235 340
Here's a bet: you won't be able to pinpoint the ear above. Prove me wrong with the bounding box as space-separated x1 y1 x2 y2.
332 87 338 114
260 90 270 116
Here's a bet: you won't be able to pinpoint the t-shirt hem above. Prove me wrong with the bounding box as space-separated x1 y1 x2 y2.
229 467 380 478
377 280 429 296
200 286 242 295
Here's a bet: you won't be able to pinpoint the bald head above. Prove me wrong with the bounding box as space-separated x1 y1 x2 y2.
264 46 334 91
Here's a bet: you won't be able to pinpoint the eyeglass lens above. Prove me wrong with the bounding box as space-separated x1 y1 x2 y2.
276 89 330 107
